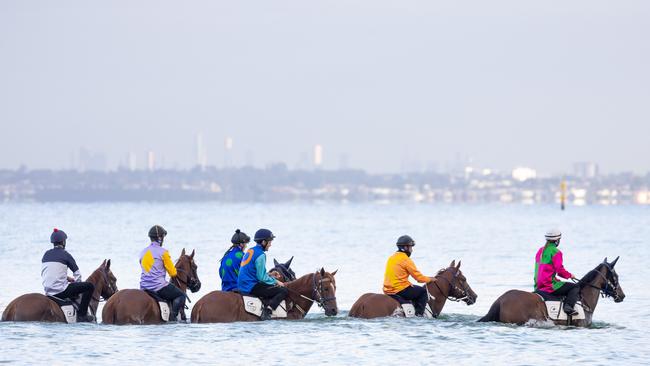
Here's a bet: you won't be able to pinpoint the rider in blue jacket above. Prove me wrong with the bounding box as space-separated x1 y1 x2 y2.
219 229 250 292
237 229 288 320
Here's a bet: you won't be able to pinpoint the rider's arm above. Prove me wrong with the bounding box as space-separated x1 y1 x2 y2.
404 258 432 283
66 251 82 282
255 254 277 285
552 251 573 279
162 250 177 278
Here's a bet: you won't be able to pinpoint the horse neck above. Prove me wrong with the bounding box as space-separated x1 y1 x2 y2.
426 272 451 316
85 268 105 315
580 266 606 315
286 273 315 317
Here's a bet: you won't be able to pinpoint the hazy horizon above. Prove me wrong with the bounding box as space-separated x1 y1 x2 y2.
1 1 649 175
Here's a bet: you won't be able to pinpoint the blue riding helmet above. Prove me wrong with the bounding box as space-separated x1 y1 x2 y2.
254 228 275 243
50 228 68 244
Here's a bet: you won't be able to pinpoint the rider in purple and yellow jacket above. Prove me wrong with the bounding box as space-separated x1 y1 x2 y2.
139 225 186 322
534 229 579 316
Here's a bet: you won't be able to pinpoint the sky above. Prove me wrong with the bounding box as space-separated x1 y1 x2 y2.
1 1 649 175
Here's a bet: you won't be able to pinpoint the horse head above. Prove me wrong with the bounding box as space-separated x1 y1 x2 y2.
603 256 625 303
99 259 118 300
271 256 296 282
433 260 477 305
316 268 338 316
176 248 202 293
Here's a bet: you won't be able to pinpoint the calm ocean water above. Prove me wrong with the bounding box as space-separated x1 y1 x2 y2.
1 202 648 365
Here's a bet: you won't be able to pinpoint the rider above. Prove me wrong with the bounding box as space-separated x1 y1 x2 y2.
139 225 186 322
383 235 433 317
237 228 288 320
41 228 96 322
219 229 250 291
534 229 579 316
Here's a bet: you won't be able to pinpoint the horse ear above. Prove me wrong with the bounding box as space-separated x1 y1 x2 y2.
106 259 111 270
610 256 619 267
285 256 293 267
450 260 456 268
331 269 338 276
274 259 280 266
456 260 461 269
190 249 195 259
604 257 608 264
181 248 186 256
320 268 325 277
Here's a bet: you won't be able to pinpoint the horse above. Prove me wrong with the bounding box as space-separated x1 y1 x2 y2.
348 260 477 319
478 257 625 327
102 249 201 325
191 268 338 323
269 256 296 282
2 259 118 322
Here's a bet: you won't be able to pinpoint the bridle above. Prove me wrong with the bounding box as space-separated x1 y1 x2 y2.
575 263 621 301
90 267 117 304
431 268 471 303
287 271 337 312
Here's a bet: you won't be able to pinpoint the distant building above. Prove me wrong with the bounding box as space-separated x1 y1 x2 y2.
573 162 599 178
512 167 537 182
196 133 206 170
128 152 137 171
147 151 155 171
314 144 323 168
224 137 233 167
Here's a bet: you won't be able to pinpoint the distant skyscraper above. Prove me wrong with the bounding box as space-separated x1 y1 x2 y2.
314 144 323 168
573 162 599 178
128 152 137 171
147 151 155 171
224 137 233 167
196 133 206 170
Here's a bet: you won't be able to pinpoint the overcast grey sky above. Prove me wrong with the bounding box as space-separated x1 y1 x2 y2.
1 1 649 174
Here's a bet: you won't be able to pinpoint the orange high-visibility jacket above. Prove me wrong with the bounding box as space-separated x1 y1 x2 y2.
383 251 431 295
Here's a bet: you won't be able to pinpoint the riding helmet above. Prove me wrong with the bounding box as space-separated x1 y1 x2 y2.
254 228 275 243
148 225 168 239
50 228 68 244
231 229 251 245
396 235 415 246
545 229 562 242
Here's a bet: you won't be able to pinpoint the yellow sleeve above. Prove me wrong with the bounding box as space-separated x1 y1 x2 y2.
162 250 177 277
405 258 431 283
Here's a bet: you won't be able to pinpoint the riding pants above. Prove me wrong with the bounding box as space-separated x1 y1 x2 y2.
250 283 289 310
396 285 428 316
156 283 186 320
54 282 95 317
552 282 580 309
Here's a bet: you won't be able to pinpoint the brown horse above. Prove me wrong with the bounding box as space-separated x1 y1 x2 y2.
2 259 118 322
349 260 477 319
191 268 338 323
478 257 625 327
102 249 201 325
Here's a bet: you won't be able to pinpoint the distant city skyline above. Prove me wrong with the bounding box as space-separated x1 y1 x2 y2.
1 1 649 175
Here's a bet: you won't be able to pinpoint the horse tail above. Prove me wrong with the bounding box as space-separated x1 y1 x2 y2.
102 298 116 324
478 300 500 322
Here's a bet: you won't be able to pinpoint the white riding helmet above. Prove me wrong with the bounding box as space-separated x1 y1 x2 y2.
545 229 562 241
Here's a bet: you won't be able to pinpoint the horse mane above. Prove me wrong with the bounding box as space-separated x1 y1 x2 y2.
579 263 606 288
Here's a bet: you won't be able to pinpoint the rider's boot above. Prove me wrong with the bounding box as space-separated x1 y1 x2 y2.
563 304 579 317
77 314 96 323
260 306 272 321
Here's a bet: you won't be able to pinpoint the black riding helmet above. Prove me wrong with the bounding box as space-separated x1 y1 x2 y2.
231 229 251 245
396 235 415 247
148 225 167 243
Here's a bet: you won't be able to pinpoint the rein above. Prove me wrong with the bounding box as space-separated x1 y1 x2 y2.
286 271 336 311
431 269 470 303
573 265 620 301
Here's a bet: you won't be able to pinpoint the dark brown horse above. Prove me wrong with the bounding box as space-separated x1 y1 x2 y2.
191 268 338 323
349 260 477 319
478 257 625 327
2 260 118 322
102 249 201 325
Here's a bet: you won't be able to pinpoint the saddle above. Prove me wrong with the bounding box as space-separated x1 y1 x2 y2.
47 295 79 324
388 295 434 319
144 290 172 322
533 290 586 321
241 295 288 319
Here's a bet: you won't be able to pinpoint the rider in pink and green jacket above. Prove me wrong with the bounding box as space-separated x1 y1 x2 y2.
534 229 579 316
